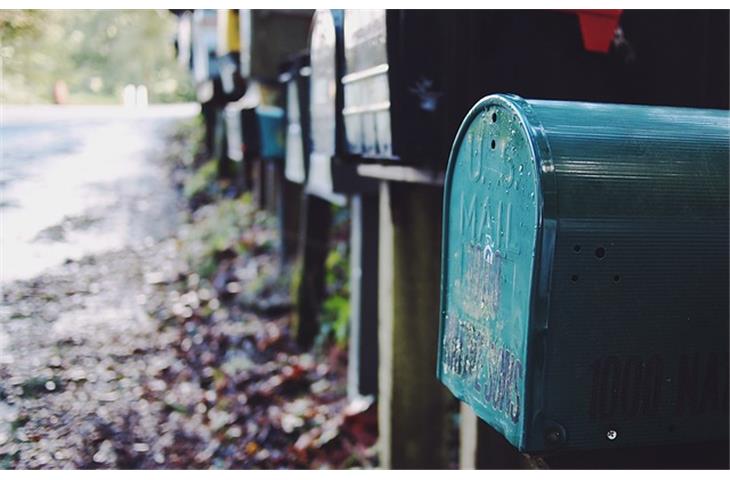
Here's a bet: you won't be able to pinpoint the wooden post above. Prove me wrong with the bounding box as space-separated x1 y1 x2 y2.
241 156 254 193
347 193 379 398
213 108 234 181
377 180 454 469
264 160 279 215
459 403 534 469
252 158 266 211
279 179 302 264
294 193 332 349
201 100 216 157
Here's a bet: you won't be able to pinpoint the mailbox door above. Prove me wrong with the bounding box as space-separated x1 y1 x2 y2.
438 96 544 450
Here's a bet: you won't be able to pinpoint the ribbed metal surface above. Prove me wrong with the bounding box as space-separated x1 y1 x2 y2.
438 94 729 453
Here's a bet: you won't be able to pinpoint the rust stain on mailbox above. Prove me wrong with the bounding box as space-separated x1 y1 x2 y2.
437 94 729 452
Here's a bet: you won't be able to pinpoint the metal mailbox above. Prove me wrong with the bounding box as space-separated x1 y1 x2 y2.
280 54 311 184
191 9 220 103
224 84 262 163
342 10 480 167
175 11 193 71
307 9 377 204
216 9 247 100
239 10 312 84
437 94 729 452
306 9 346 205
256 105 286 160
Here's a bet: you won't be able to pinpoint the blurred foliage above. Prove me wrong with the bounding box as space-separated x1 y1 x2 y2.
0 10 194 104
180 194 277 279
169 116 230 211
183 159 219 200
316 207 351 348
169 115 207 168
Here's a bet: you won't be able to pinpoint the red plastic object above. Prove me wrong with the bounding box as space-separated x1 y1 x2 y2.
569 10 623 54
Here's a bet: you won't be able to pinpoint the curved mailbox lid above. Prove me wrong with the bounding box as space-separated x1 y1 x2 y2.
306 9 346 205
438 94 729 452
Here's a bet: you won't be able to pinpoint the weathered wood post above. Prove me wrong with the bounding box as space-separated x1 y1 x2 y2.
294 193 333 349
347 193 379 398
459 405 536 469
373 177 454 468
213 108 235 181
279 179 302 263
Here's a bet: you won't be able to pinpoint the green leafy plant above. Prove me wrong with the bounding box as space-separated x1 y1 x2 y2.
179 193 279 279
183 159 219 200
321 295 350 346
316 210 351 348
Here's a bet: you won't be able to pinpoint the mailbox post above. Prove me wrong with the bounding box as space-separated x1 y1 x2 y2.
438 94 729 456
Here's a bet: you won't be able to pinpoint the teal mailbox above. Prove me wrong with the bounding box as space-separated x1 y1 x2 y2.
437 94 729 453
256 105 285 160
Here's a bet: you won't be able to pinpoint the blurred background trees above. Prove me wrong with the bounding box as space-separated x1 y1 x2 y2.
0 10 194 104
